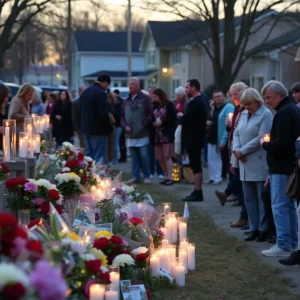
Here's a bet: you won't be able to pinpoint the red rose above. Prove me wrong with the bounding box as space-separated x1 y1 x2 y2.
100 271 111 284
5 178 28 189
27 219 43 229
85 259 101 273
39 201 50 214
2 283 26 300
15 226 28 239
68 150 74 156
0 163 9 173
135 253 150 261
55 205 63 214
48 189 60 201
122 249 131 255
130 217 143 225
78 152 84 160
93 237 109 250
110 235 123 245
65 159 80 169
26 240 43 255
0 213 18 242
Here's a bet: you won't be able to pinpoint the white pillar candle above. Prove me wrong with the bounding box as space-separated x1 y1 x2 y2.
150 255 160 277
172 217 178 243
168 247 176 263
104 290 118 300
180 240 189 251
161 238 169 248
171 261 177 276
89 284 105 300
188 243 196 270
110 272 120 287
4 122 10 161
179 222 187 242
175 264 185 287
179 249 188 274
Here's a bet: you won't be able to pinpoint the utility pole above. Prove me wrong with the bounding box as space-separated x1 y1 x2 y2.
127 0 132 78
67 0 72 90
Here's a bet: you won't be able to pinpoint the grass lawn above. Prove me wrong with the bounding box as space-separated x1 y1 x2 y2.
129 179 299 300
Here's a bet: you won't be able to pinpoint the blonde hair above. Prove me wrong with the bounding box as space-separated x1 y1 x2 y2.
240 88 264 106
16 83 34 99
229 82 249 96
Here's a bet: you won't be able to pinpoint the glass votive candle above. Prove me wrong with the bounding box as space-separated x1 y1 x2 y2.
78 226 95 245
162 203 171 215
24 117 33 133
105 285 119 300
178 217 187 242
89 284 105 300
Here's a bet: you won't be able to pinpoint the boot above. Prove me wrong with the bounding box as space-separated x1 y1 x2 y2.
279 250 300 266
183 190 203 202
256 231 268 242
230 219 248 228
244 230 259 241
215 190 227 206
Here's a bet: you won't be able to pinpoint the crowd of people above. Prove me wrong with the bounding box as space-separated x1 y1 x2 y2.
0 74 300 268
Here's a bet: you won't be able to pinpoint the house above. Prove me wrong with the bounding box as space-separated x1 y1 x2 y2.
140 12 300 97
246 28 300 91
72 31 148 91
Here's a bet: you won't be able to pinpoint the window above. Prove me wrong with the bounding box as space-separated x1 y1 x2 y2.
172 79 181 95
147 51 156 66
172 50 182 64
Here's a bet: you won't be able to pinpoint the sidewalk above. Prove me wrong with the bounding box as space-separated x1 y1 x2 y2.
115 160 300 294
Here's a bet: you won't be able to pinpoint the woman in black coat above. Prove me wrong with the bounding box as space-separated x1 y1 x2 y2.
152 88 177 185
0 84 10 150
51 90 73 146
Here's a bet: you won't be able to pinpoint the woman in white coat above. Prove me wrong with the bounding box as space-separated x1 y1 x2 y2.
233 88 273 242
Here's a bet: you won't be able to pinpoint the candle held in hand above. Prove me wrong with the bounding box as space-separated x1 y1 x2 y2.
264 134 270 142
228 112 233 122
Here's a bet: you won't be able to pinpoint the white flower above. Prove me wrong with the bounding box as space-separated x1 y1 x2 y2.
62 167 71 172
0 263 29 289
122 184 134 194
49 154 58 161
84 156 93 162
112 254 135 267
31 178 53 190
100 266 109 273
55 173 81 185
61 160 67 167
62 142 75 150
112 195 124 206
131 247 148 256
80 253 96 261
57 194 63 205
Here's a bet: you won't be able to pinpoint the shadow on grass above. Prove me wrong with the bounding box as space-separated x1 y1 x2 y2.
122 177 299 300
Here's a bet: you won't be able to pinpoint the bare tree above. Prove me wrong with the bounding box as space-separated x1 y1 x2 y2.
144 0 300 92
0 0 63 76
113 9 146 32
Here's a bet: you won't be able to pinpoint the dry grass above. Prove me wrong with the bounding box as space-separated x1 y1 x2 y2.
130 180 299 300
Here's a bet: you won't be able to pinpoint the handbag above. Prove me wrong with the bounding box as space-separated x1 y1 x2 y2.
286 163 300 198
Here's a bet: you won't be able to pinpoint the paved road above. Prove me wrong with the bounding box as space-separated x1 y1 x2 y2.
114 160 300 294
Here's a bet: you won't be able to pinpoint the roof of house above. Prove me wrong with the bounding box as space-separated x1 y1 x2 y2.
83 69 157 79
245 27 300 57
74 31 143 52
140 10 278 50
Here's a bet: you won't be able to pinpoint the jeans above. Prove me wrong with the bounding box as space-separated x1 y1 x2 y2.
113 127 123 164
130 144 150 180
270 174 298 251
226 168 248 220
207 143 222 182
148 142 164 176
84 135 108 164
242 181 267 232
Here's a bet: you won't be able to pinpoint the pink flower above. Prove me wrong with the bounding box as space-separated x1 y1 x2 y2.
29 260 68 300
11 237 27 257
24 182 38 193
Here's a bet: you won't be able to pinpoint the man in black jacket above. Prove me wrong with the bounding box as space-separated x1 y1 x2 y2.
179 79 208 202
79 74 113 164
260 80 300 258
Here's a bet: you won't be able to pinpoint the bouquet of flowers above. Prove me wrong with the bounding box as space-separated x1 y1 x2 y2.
0 162 9 181
35 153 59 181
54 172 81 197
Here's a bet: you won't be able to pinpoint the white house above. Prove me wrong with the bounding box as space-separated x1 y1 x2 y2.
72 31 148 90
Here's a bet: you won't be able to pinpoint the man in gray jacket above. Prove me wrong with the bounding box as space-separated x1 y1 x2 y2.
121 77 153 183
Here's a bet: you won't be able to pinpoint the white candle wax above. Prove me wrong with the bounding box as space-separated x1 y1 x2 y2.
188 244 196 270
179 222 187 242
171 261 177 276
110 272 120 287
27 124 32 133
180 240 188 251
19 138 26 157
150 255 160 277
179 250 188 274
104 290 118 300
168 247 176 263
162 238 169 248
172 218 178 243
4 123 10 161
89 284 105 300
166 220 173 243
175 264 185 287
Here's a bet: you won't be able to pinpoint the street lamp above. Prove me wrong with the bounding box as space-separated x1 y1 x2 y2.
162 68 168 73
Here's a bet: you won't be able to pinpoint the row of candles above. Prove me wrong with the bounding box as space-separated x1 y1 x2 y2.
90 179 114 201
228 112 270 142
24 114 50 134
